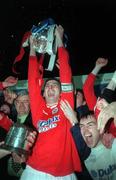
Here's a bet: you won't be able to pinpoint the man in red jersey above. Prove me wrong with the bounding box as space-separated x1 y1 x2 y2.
20 25 82 180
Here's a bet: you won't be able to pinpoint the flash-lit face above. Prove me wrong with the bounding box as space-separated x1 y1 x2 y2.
0 104 10 115
76 91 85 106
15 95 30 116
43 80 60 105
80 115 100 148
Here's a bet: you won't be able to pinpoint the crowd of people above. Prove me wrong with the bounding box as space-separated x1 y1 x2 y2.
0 23 116 180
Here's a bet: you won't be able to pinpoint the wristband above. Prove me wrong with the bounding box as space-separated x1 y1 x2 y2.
61 83 73 92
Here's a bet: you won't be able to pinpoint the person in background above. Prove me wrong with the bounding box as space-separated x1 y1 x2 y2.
7 90 35 179
75 89 89 119
0 76 17 179
83 58 116 136
0 76 18 122
0 76 17 131
74 89 91 180
0 102 11 116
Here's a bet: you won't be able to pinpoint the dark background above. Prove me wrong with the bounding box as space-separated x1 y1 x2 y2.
0 0 116 80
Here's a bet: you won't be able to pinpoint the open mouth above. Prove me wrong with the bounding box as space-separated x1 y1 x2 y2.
48 90 55 97
85 135 93 146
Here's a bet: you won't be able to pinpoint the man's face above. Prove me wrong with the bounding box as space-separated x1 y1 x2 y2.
15 95 30 116
43 80 60 105
0 104 10 115
80 115 100 148
76 91 85 106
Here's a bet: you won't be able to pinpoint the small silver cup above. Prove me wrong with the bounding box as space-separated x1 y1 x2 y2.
2 123 33 155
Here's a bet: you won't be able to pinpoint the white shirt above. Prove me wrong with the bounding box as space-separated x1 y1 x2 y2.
85 139 116 180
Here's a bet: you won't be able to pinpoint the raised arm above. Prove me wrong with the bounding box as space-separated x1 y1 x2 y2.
28 36 44 121
55 25 74 106
83 57 108 110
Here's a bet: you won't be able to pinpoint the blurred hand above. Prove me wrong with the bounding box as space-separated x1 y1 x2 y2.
97 102 116 134
55 25 64 47
26 130 37 148
12 152 27 163
3 76 18 88
60 99 78 126
3 89 17 104
55 25 64 40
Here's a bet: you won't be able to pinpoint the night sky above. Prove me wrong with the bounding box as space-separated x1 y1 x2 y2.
0 0 116 80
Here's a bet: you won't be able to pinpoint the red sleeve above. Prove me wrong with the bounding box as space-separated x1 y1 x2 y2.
58 47 72 83
0 113 13 131
83 73 97 110
28 55 44 121
0 82 3 90
58 47 74 108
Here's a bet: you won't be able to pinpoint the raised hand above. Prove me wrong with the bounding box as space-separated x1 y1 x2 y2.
60 99 78 126
26 130 37 148
3 89 17 104
95 57 108 68
97 102 116 134
2 76 18 88
55 25 64 47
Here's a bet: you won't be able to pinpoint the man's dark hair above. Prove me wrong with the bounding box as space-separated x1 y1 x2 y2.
44 77 61 90
79 110 95 122
16 89 28 97
75 88 85 101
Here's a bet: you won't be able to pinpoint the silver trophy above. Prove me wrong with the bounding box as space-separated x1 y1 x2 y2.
13 18 68 74
1 123 34 155
23 18 57 71
32 24 57 71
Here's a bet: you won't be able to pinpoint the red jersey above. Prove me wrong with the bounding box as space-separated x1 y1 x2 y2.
83 73 116 137
0 83 13 131
0 82 4 90
0 113 13 131
27 47 82 176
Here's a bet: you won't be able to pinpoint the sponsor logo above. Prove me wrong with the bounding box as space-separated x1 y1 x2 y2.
52 107 58 114
37 115 60 132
